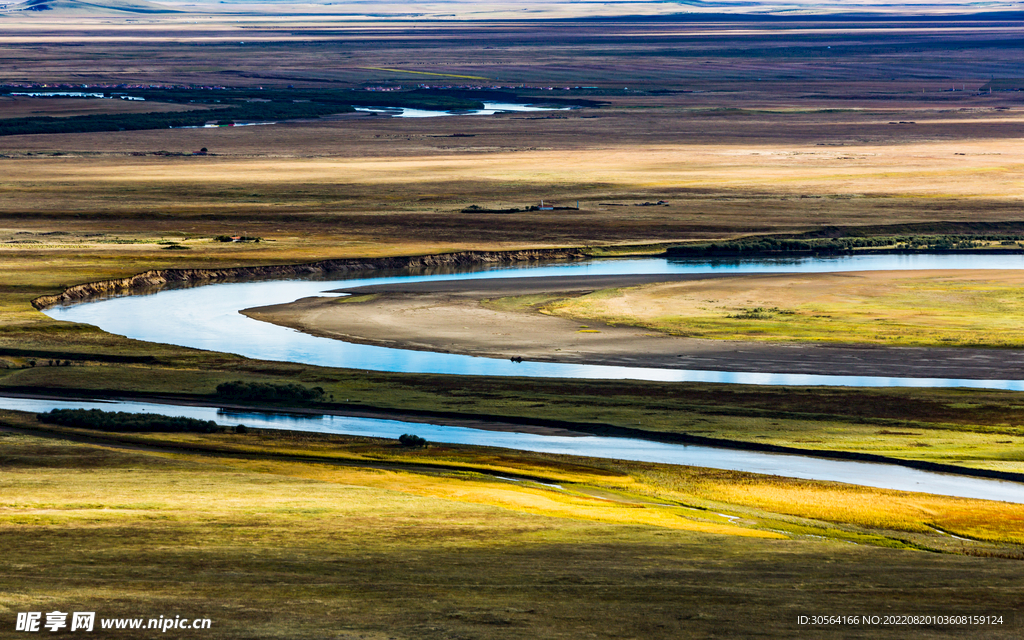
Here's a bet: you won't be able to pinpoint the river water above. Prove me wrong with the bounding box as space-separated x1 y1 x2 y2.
3 395 1020 503
27 253 1024 500
354 102 572 118
42 253 1024 388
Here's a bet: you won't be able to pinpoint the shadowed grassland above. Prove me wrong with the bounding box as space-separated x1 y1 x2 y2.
540 270 1024 348
1 419 1023 638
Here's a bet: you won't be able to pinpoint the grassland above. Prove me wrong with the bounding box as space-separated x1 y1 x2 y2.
541 270 1024 348
1 415 1022 638
2 17 1024 248
0 96 198 119
2 133 1023 248
1 13 1023 637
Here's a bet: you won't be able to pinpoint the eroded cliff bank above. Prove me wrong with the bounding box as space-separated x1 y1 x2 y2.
31 248 586 310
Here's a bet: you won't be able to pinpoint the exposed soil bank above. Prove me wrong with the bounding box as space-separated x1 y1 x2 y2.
30 248 586 310
244 274 1024 380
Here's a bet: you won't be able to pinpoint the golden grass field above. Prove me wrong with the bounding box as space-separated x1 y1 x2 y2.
543 269 1024 347
10 136 1024 200
1 124 1022 258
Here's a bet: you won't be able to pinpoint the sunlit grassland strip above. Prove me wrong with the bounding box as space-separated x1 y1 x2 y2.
4 142 1021 199
541 270 1024 348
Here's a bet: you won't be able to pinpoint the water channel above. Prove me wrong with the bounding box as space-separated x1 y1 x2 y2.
354 102 572 118
2 395 1021 503
24 253 1024 500
42 253 1024 388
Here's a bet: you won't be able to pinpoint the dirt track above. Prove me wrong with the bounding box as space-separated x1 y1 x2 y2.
243 274 1024 380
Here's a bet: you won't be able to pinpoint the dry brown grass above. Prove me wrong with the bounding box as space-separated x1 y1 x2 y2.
0 131 1022 255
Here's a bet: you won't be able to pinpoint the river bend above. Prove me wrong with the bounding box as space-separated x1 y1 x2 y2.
42 253 1024 389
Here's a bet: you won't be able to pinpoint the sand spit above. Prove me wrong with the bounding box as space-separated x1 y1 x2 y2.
243 274 1024 379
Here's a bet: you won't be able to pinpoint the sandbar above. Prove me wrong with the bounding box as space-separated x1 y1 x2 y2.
242 274 1024 379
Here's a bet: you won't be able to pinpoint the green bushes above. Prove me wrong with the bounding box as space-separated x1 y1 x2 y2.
398 433 428 447
215 381 326 403
37 408 226 433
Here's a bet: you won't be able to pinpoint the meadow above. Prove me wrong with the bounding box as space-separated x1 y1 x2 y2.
1 414 1023 638
540 270 1024 348
1 11 1023 637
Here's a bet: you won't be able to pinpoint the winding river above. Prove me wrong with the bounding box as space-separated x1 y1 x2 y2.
41 253 1024 388
14 252 1024 502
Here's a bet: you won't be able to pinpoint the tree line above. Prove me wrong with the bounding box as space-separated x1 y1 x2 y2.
215 381 326 403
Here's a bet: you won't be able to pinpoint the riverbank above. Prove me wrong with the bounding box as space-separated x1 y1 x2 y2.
6 355 1024 477
242 272 1024 380
30 247 586 310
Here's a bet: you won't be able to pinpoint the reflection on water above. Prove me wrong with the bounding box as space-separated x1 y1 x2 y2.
43 254 1024 389
3 395 1021 503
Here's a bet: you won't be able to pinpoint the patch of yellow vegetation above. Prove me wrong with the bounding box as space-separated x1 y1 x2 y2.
6 421 1024 556
332 293 381 304
629 466 1024 545
155 441 1024 548
254 462 781 538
